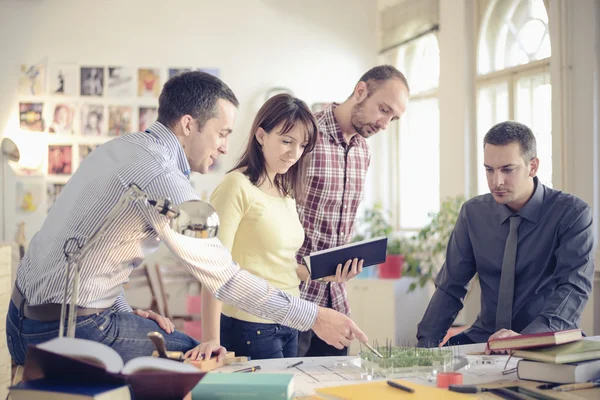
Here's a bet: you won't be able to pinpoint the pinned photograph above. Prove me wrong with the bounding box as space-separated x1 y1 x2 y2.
169 68 191 79
48 145 72 175
19 102 44 132
81 104 105 136
198 68 220 78
138 68 160 97
139 106 158 131
80 67 104 96
19 63 46 96
108 105 132 136
49 64 77 96
16 181 44 213
47 182 66 211
107 66 134 97
79 144 99 163
48 103 75 134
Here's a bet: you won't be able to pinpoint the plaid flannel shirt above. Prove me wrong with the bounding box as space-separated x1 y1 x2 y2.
296 104 370 315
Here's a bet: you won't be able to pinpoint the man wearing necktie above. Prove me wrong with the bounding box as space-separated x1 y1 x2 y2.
416 121 594 348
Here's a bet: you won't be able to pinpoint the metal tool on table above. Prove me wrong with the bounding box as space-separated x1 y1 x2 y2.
148 331 185 361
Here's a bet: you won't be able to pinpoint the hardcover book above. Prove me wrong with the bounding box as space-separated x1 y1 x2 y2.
304 236 388 279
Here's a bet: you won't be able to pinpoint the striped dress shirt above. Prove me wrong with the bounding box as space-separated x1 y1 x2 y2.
296 104 370 315
15 122 318 331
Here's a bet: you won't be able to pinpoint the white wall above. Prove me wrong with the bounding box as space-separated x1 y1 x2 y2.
0 0 377 242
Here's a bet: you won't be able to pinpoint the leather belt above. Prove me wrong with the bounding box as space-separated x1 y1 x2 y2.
11 286 108 322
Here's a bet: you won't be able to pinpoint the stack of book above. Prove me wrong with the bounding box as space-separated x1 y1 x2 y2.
487 329 600 384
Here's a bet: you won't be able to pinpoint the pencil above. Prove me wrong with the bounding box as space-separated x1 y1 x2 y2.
387 380 415 393
234 365 261 373
287 361 304 368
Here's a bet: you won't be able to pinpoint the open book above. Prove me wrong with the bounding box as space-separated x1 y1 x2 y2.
304 237 388 279
23 337 205 399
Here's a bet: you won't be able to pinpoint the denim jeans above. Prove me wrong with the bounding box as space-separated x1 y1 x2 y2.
220 314 298 360
6 300 199 365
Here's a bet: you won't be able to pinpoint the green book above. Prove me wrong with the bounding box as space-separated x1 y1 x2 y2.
513 339 600 364
191 372 294 400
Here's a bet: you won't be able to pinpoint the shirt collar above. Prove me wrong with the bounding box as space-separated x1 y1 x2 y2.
497 176 544 224
322 103 361 147
146 121 191 178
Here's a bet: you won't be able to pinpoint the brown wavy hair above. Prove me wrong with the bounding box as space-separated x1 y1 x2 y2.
230 94 318 200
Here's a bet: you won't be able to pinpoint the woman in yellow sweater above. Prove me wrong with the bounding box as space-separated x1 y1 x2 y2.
202 94 318 359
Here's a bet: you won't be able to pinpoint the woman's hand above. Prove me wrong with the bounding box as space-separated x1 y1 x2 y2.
184 340 227 361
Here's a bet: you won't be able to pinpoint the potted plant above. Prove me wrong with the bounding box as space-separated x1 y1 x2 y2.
403 196 465 291
353 202 409 279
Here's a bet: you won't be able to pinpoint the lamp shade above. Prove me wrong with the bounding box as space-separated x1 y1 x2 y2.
1 137 20 163
170 200 219 239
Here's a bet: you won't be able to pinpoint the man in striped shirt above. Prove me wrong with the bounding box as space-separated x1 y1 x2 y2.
296 65 410 357
7 71 367 365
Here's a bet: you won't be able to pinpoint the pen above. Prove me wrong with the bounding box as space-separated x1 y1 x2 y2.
234 365 261 373
387 380 414 393
287 361 303 368
362 342 384 358
554 382 600 392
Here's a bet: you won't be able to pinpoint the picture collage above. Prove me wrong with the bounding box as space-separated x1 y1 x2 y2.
15 62 220 212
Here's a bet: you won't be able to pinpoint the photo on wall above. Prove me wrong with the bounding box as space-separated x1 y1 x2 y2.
139 106 158 131
198 68 220 78
81 104 106 136
108 105 132 136
19 102 44 132
138 68 160 97
169 68 191 79
47 182 66 212
49 64 77 96
79 144 100 163
18 63 46 96
80 67 104 96
48 145 73 175
107 66 134 97
48 103 75 134
16 181 44 213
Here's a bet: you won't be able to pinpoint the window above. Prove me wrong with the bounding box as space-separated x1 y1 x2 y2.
476 0 552 194
396 33 440 229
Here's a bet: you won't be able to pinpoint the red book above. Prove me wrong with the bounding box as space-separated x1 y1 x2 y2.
23 337 205 400
487 329 583 351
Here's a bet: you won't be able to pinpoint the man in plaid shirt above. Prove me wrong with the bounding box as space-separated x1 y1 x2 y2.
296 65 410 356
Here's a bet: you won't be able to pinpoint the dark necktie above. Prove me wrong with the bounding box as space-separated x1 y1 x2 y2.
495 215 522 331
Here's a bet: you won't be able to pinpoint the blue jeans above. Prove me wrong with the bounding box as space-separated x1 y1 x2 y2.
6 300 199 365
220 314 298 360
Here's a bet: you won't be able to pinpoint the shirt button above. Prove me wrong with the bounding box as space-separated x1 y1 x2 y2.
343 204 347 209
340 232 345 237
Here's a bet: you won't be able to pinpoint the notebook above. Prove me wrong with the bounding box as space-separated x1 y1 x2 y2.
314 380 472 400
304 236 388 279
487 329 582 351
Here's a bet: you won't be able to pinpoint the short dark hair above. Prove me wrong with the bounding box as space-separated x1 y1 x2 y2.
231 94 318 201
483 121 537 161
157 71 239 129
351 65 410 97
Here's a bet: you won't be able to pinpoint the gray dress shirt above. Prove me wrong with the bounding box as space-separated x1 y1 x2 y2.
417 177 594 346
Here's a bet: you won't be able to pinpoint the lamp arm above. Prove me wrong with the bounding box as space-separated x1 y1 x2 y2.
59 184 179 338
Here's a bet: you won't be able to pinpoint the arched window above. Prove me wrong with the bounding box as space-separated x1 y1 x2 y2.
397 33 440 229
476 0 552 194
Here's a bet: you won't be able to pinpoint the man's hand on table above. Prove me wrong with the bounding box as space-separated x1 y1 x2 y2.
486 329 520 354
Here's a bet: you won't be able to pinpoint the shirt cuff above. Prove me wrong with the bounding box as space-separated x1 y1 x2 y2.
520 316 551 334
